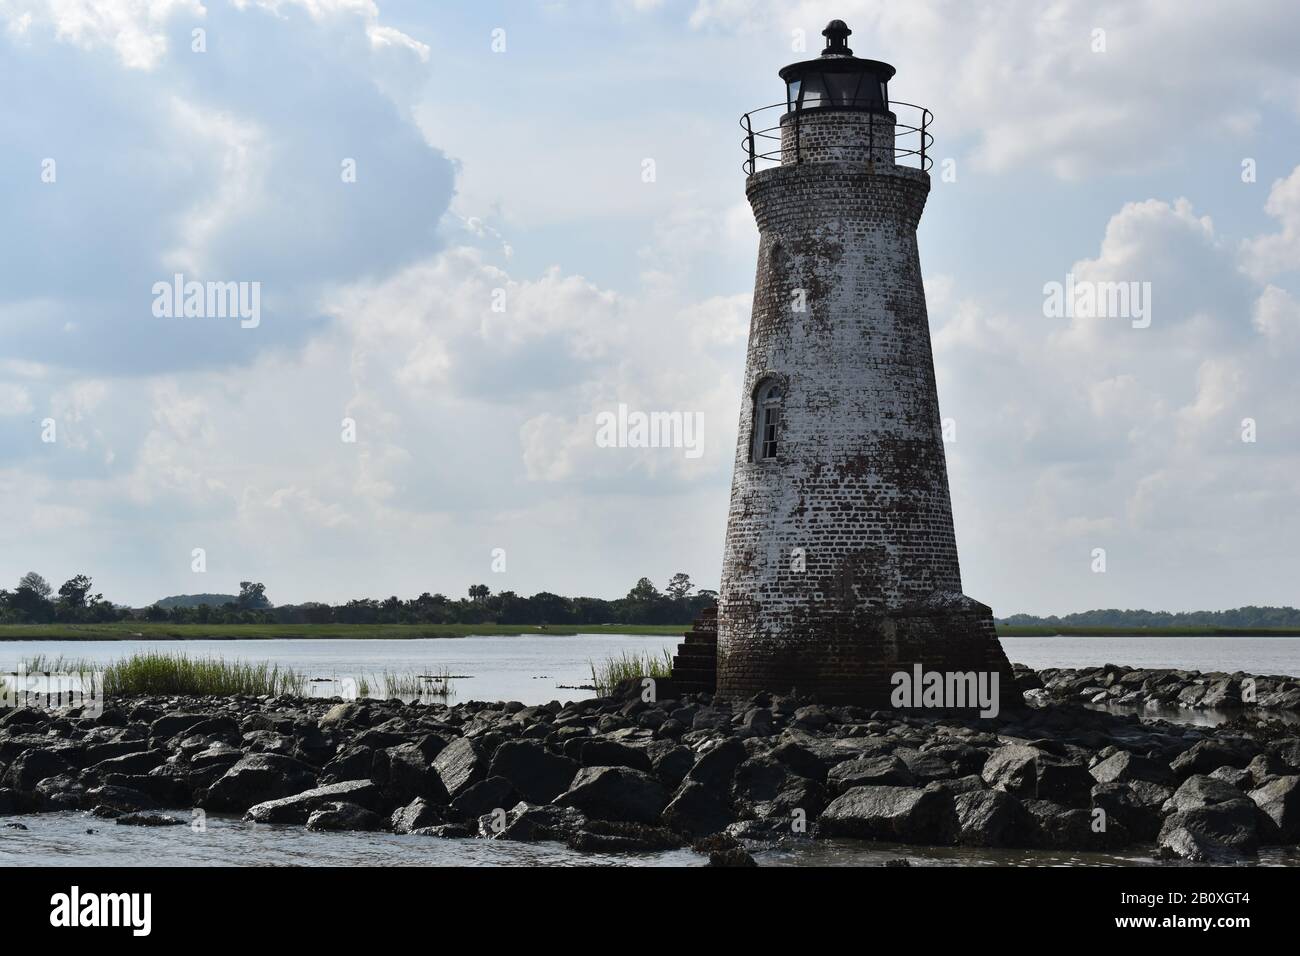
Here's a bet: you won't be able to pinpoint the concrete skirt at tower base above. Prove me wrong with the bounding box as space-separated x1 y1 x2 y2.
716 592 1022 712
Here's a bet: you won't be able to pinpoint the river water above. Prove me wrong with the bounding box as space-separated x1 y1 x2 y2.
3 633 1299 867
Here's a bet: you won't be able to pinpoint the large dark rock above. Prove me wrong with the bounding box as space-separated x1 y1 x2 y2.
480 802 586 842
1158 801 1260 861
320 745 375 784
391 796 445 834
0 748 75 792
306 802 381 832
980 744 1039 797
373 742 449 806
244 780 381 824
828 754 913 792
685 737 747 792
1089 750 1174 787
1248 775 1300 842
1091 782 1163 842
432 738 488 798
1170 738 1260 780
87 750 171 777
85 784 160 814
771 740 828 782
201 753 317 812
817 786 955 844
651 746 695 790
567 821 685 854
1167 774 1249 812
981 744 1093 807
579 740 652 772
147 713 208 741
1023 799 1108 850
488 741 578 805
449 776 518 820
662 780 735 836
555 766 668 824
953 789 1027 847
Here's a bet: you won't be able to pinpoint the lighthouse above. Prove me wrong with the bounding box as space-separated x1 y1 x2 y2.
712 21 1019 708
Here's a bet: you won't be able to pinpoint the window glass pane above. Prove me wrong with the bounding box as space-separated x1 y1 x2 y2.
787 80 801 111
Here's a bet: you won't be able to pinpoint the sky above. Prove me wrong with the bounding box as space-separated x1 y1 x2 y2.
1 0 1299 615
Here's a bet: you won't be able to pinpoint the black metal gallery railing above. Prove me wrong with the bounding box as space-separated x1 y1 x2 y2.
739 101 933 176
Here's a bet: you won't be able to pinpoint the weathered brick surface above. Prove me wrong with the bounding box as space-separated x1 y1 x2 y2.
716 104 1016 705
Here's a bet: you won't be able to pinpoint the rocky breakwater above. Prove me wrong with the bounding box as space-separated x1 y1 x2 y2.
1023 663 1300 712
2 673 1300 865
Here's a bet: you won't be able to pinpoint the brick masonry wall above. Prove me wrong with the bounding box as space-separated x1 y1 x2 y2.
716 108 1016 704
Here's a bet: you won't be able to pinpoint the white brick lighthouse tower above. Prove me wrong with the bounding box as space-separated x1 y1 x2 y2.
714 21 1018 707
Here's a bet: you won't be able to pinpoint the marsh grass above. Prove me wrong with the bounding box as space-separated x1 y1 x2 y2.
376 666 455 701
94 652 307 697
589 648 673 697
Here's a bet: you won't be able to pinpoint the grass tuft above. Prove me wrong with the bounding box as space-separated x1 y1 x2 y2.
589 648 673 697
96 652 307 698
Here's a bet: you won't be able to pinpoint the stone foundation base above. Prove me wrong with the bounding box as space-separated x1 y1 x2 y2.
715 591 1022 710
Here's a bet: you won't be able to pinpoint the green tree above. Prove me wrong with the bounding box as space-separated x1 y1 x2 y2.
58 574 93 608
664 572 693 600
468 584 491 603
626 576 661 602
18 571 52 599
237 581 270 609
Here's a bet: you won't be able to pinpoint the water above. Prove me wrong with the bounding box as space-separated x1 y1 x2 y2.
0 634 683 706
4 633 1300 867
999 635 1300 676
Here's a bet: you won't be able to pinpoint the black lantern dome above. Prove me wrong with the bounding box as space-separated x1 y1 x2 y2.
779 20 895 114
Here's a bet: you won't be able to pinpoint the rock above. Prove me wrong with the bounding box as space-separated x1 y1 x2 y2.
817 786 955 844
555 766 668 824
373 742 449 806
306 802 382 832
953 790 1027 847
1170 738 1259 780
1208 766 1253 790
662 780 735 836
87 750 170 777
488 741 579 804
1166 775 1249 813
1248 775 1300 842
1023 799 1100 850
244 780 381 824
390 796 445 834
1158 802 1260 862
651 746 695 790
1 748 75 792
480 802 586 842
320 745 375 784
1034 760 1096 809
412 822 475 839
147 713 208 741
449 776 519 820
740 708 774 736
1091 782 1162 842
1089 750 1174 787
85 785 159 814
567 821 685 853
897 749 956 783
200 753 318 813
828 754 914 791
980 744 1039 797
579 740 652 772
771 740 828 782
708 847 758 867
685 737 747 792
432 738 487 797
115 812 182 827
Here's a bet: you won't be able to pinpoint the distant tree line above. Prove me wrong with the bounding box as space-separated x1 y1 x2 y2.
998 606 1300 628
0 570 717 627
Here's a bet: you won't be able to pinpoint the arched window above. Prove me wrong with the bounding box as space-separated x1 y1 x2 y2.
752 379 782 461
